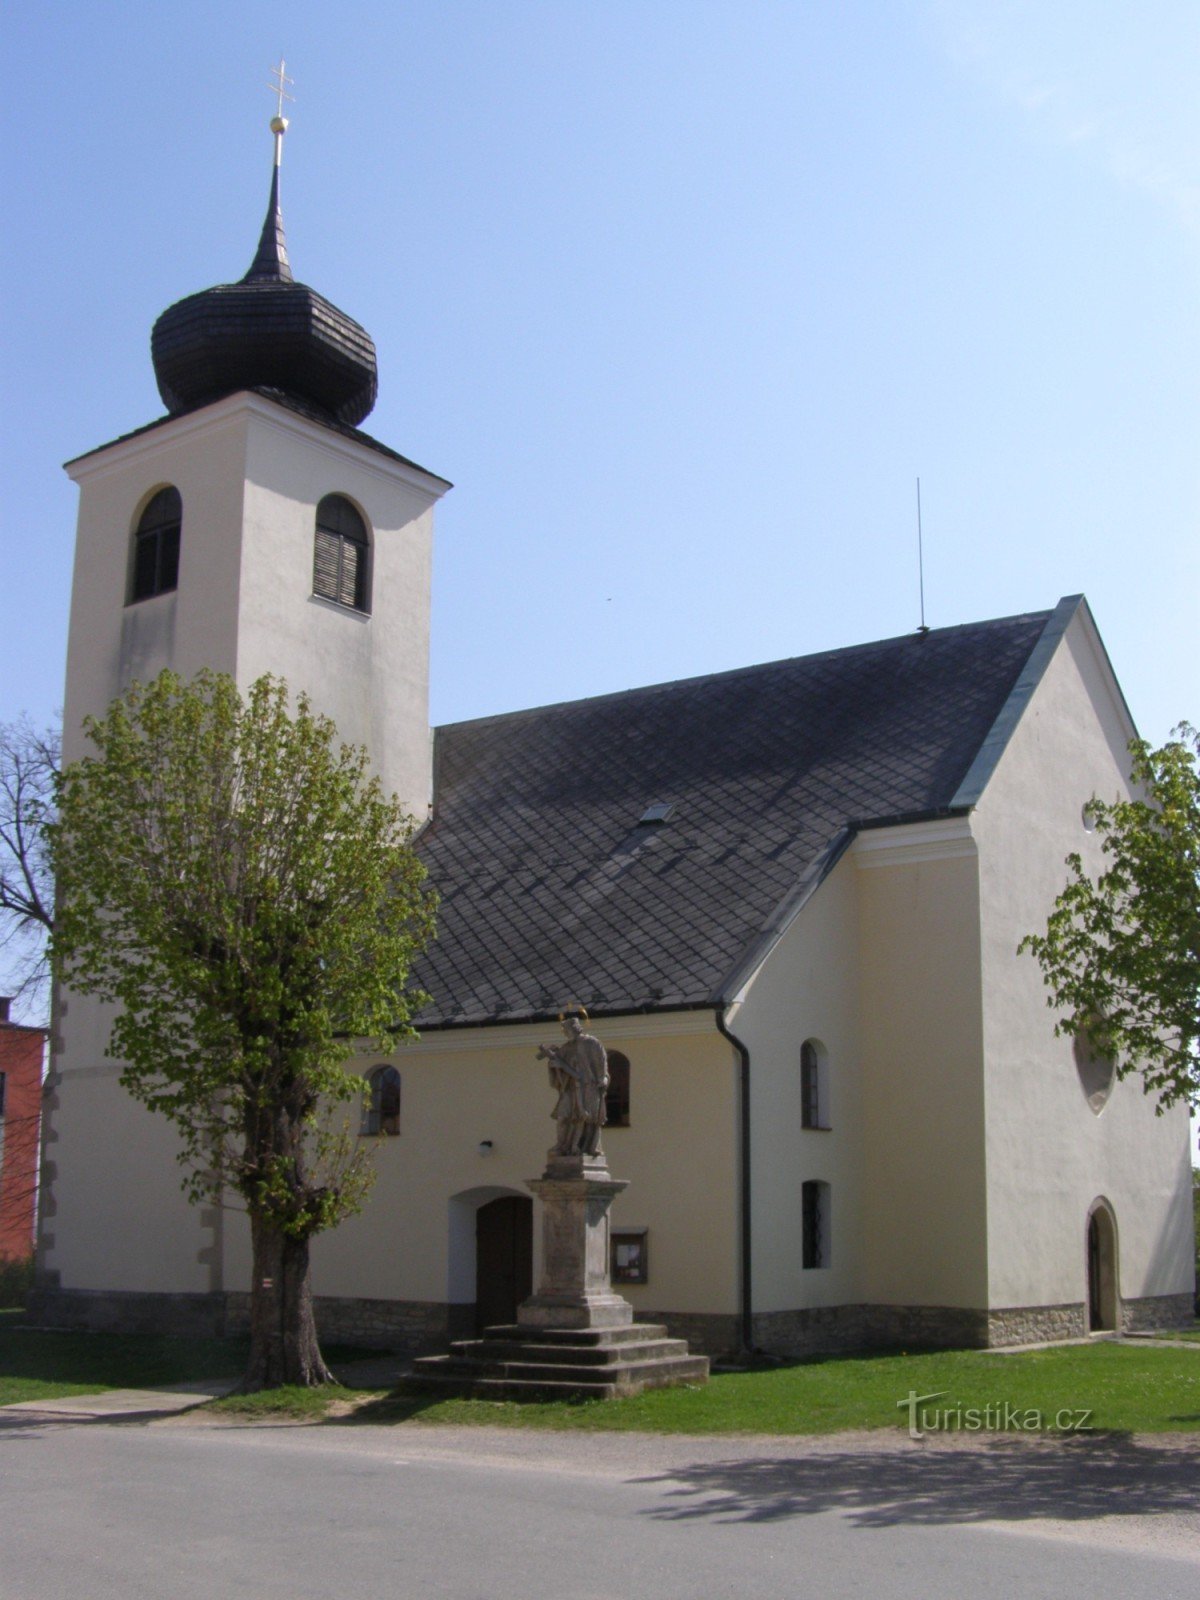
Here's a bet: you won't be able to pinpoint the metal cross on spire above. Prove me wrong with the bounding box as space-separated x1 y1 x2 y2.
267 59 295 168
269 58 295 121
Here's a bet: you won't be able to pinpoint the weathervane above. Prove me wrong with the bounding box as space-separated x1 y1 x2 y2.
267 58 295 167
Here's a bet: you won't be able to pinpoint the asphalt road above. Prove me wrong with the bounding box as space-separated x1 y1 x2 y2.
1 1418 1197 1599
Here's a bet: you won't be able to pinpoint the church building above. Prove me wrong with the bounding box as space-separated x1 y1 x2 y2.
34 120 1195 1359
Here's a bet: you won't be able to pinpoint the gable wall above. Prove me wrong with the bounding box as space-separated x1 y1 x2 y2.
972 612 1194 1312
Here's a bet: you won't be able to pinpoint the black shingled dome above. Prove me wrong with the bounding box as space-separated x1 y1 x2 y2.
151 164 378 427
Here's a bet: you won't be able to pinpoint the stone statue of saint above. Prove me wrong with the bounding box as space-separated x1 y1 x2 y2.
537 1010 609 1158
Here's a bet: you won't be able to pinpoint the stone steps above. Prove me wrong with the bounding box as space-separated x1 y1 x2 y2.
406 1322 709 1400
446 1336 690 1367
478 1322 671 1345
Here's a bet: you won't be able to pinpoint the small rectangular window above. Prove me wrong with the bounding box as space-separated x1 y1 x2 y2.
802 1180 830 1269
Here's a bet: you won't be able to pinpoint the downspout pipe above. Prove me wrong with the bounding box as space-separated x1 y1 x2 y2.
715 1005 753 1356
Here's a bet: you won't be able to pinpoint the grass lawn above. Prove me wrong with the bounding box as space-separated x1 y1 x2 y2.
346 1341 1200 1436
0 1319 362 1408
5 1320 1198 1435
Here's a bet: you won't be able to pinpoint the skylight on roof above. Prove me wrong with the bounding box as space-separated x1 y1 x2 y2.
639 802 675 825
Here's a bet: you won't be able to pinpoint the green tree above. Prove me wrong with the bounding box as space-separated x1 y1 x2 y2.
50 671 435 1389
1021 724 1199 1118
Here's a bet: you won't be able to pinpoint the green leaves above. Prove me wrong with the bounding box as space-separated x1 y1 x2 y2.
50 670 436 1232
1020 724 1199 1114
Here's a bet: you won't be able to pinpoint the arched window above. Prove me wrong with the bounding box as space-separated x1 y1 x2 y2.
605 1051 631 1127
802 1179 831 1269
800 1038 829 1130
362 1065 400 1136
313 494 369 611
131 487 182 602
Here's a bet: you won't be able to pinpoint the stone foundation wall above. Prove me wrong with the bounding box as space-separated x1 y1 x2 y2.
27 1285 459 1355
27 1286 1191 1358
25 1286 227 1339
986 1303 1086 1346
224 1292 458 1356
752 1303 989 1357
1121 1292 1195 1333
641 1310 741 1361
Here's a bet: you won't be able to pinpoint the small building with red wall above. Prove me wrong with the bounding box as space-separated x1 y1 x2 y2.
0 999 44 1261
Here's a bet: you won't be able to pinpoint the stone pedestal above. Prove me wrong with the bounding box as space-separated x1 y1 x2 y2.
517 1152 632 1330
406 1149 710 1399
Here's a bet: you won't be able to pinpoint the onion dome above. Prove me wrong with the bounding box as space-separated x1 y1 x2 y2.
151 115 377 427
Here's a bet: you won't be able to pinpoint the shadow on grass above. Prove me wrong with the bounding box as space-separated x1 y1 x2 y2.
631 1432 1200 1529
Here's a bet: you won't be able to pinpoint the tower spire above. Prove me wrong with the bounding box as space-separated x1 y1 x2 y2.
242 59 295 285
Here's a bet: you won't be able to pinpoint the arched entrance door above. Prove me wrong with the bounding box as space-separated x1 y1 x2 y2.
475 1195 533 1333
1086 1202 1119 1331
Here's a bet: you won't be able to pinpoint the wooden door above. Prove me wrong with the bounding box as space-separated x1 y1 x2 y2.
475 1196 533 1333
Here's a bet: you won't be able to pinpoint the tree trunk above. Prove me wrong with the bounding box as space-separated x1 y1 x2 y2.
240 1209 335 1391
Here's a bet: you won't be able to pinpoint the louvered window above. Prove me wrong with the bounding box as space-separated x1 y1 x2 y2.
313 494 369 611
131 487 182 602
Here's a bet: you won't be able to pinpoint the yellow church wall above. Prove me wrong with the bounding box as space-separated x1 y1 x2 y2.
731 855 866 1314
856 842 989 1309
42 1061 209 1295
293 1017 741 1317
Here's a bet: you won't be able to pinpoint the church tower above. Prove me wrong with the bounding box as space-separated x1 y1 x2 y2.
60 106 450 819
38 102 451 1317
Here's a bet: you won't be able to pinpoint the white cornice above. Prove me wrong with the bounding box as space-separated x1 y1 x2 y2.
65 392 450 502
851 814 977 869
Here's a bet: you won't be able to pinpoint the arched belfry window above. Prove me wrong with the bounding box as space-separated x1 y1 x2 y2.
131 487 182 602
313 494 369 612
362 1066 400 1136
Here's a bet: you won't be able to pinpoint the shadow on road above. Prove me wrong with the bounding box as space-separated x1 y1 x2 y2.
633 1433 1200 1529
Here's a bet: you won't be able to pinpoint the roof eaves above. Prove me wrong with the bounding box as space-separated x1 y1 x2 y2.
949 594 1084 811
63 389 452 487
411 998 718 1033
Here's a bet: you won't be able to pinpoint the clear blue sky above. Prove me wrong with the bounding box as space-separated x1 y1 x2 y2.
2 1 1197 750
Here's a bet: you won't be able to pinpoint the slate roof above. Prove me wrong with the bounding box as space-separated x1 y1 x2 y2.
411 603 1070 1028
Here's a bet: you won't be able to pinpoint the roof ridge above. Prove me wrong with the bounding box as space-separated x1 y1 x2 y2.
433 606 1055 735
